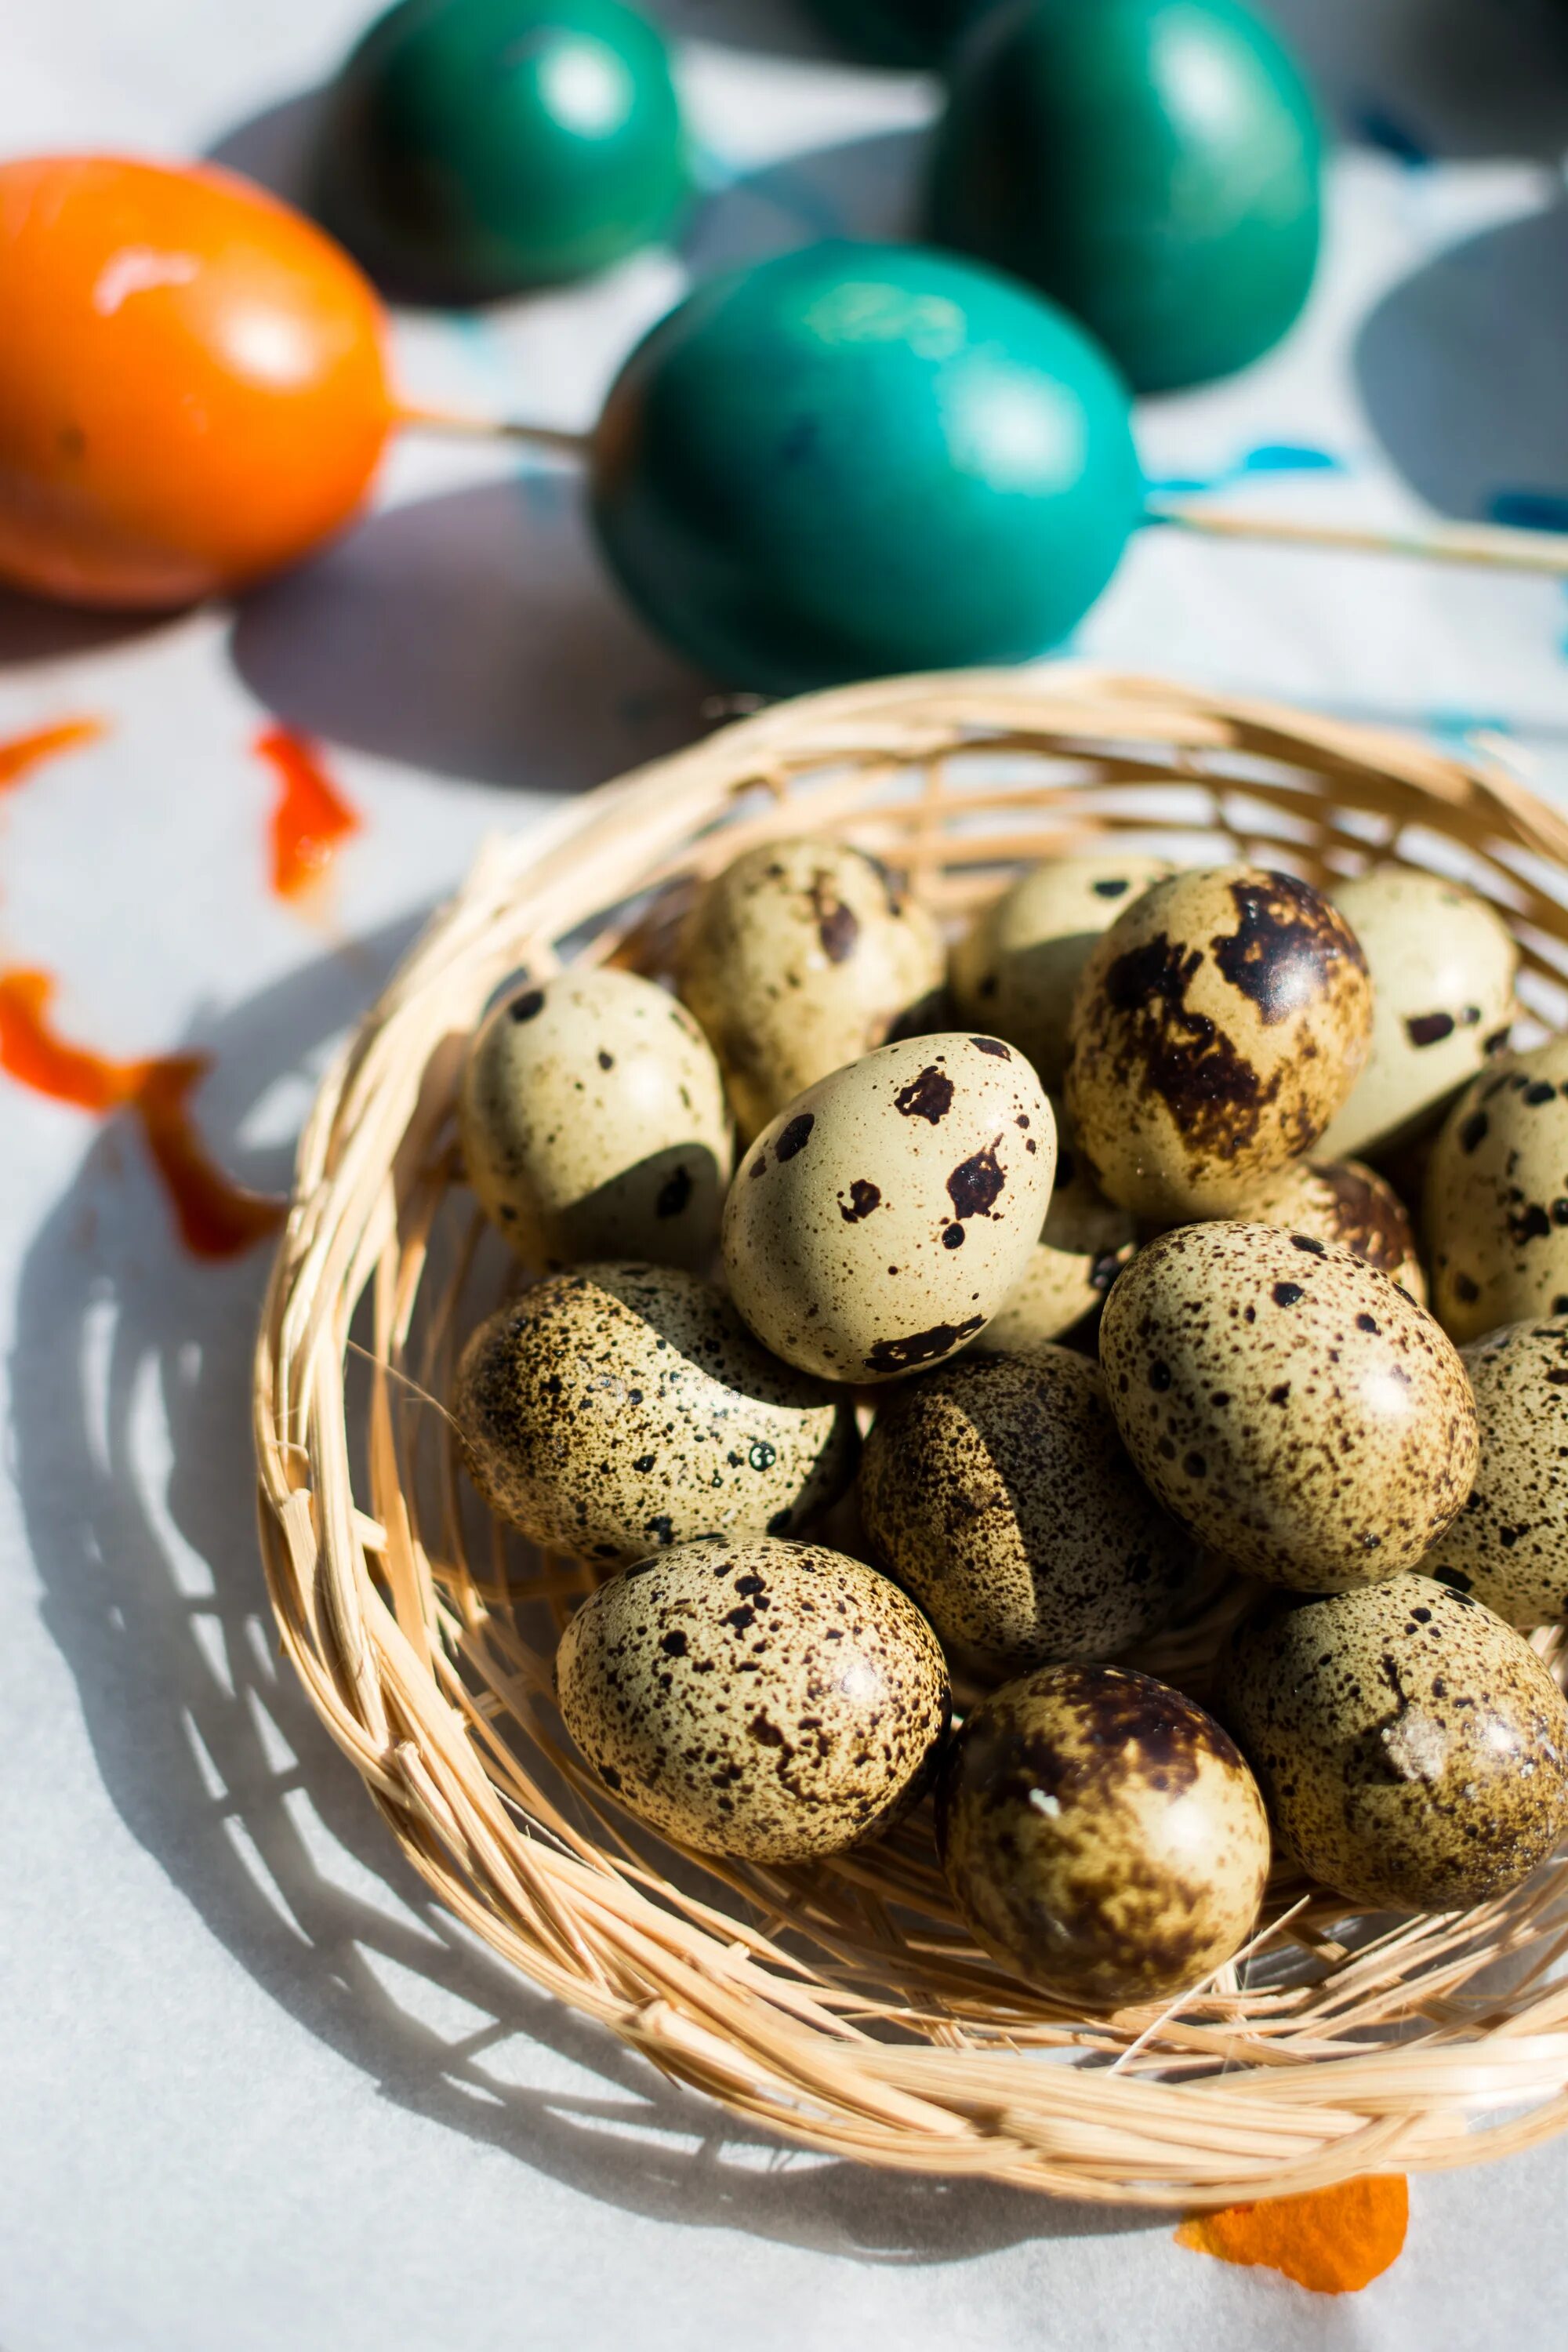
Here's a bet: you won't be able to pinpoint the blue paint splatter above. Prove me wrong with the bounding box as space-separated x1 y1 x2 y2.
1428 710 1514 746
1352 106 1432 167
1490 489 1568 534
1146 443 1345 498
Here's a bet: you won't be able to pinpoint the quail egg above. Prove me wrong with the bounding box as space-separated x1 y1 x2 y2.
1318 867 1518 1161
724 1033 1054 1382
949 851 1173 1087
460 968 731 1271
1423 1319 1568 1626
971 1099 1137 1351
452 1264 857 1563
1426 1039 1568 1342
1064 864 1373 1221
676 837 945 1141
1100 1223 1478 1591
860 1348 1193 1679
1217 1576 1568 1911
936 1663 1271 2007
556 1537 950 1862
1233 1156 1425 1300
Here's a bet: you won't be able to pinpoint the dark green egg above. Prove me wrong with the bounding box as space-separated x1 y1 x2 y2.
590 241 1141 692
806 0 1001 70
928 0 1323 394
313 0 688 299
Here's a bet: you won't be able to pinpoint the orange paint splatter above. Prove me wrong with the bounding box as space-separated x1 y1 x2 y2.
253 724 361 901
0 967 285 1260
0 716 106 793
1176 2174 1409 2296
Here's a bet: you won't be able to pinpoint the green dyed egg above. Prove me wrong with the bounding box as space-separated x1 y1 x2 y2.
313 0 688 298
807 0 1000 70
590 241 1141 691
928 0 1323 394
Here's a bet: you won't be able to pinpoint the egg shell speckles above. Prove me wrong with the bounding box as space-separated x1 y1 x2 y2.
1423 1320 1568 1626
971 1097 1136 1352
1319 868 1518 1161
1064 864 1373 1221
1216 1577 1568 1911
677 837 946 1142
723 1033 1055 1384
452 1265 858 1564
860 1348 1194 1679
555 1537 951 1863
935 1663 1270 2008
459 968 732 1272
1425 1039 1568 1343
1232 1157 1426 1301
949 852 1174 1089
1100 1224 1478 1592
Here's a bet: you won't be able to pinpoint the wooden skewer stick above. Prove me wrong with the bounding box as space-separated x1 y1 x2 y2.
1146 493 1568 578
397 405 1568 579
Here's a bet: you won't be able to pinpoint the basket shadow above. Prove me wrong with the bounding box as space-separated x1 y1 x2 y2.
227 477 712 790
1355 198 1568 529
10 917 1149 2256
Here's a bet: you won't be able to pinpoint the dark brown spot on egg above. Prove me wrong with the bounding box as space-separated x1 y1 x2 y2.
838 1178 881 1223
510 988 545 1022
864 1317 985 1374
894 1064 956 1122
1406 1011 1455 1047
1213 870 1367 1025
775 1112 815 1160
946 1141 1005 1220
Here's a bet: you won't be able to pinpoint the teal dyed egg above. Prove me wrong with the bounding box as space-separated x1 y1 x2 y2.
313 0 688 298
807 0 1000 70
928 0 1323 394
590 242 1141 691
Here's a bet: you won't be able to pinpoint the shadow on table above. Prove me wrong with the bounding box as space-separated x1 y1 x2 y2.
1269 0 1568 160
1356 198 1568 528
228 474 711 790
11 921 1147 2259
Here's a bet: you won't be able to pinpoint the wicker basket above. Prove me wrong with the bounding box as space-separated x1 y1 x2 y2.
252 667 1568 2208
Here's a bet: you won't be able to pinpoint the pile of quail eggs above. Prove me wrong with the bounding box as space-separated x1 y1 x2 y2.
451 836 1568 2012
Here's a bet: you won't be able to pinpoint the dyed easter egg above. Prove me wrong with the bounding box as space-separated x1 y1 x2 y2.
590 241 1142 691
0 155 392 608
314 0 688 296
928 0 1323 394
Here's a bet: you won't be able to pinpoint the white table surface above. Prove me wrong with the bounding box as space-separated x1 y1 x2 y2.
5 3 1568 2346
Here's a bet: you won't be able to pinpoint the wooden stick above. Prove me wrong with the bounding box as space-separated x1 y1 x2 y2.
1146 494 1568 578
397 405 1568 578
393 404 591 460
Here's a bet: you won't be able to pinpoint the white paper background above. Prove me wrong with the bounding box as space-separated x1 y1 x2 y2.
5 3 1568 2346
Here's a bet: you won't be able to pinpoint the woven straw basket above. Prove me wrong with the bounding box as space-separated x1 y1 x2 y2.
252 667 1568 2208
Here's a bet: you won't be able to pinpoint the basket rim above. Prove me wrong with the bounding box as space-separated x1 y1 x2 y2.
252 665 1568 2206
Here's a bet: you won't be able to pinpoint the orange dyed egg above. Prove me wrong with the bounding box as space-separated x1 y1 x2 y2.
0 154 394 608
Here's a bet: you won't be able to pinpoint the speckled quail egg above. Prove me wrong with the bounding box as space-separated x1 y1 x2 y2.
971 1099 1137 1352
1065 865 1373 1221
452 1265 858 1563
1101 1224 1478 1591
1233 1157 1426 1301
860 1347 1194 1680
936 1663 1271 2007
949 851 1174 1087
459 968 732 1272
1423 1320 1568 1626
1317 868 1518 1162
1217 1576 1568 1911
1426 1039 1568 1342
676 837 946 1142
556 1537 950 1862
723 1033 1054 1383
